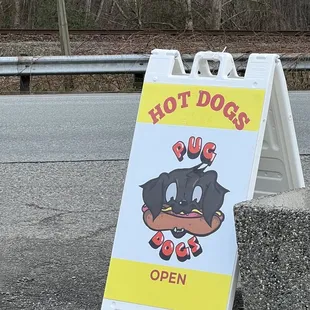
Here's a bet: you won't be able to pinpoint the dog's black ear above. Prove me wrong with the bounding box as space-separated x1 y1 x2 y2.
199 170 229 226
140 173 169 219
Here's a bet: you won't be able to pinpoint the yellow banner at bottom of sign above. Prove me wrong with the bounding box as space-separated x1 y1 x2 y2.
104 258 232 310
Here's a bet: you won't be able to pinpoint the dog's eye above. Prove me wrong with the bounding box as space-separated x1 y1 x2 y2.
192 186 203 202
165 182 177 202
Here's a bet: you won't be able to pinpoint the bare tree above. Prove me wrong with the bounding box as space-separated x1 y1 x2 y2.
185 0 194 30
84 0 92 23
95 0 105 23
13 0 21 28
179 0 194 30
0 0 309 31
114 0 130 21
26 0 35 28
211 0 222 29
0 1 5 26
133 0 142 29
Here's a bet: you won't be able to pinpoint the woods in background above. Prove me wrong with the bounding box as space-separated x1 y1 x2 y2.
2 0 310 31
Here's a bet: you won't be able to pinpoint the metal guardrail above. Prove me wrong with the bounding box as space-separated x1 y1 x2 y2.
1 53 310 76
1 53 309 92
0 55 150 76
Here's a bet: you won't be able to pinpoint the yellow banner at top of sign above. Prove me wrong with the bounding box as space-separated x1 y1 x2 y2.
136 83 266 131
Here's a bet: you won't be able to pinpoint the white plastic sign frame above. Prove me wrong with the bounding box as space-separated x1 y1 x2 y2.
101 49 304 310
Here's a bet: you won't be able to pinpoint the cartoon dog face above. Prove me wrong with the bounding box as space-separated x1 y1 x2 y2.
140 164 229 239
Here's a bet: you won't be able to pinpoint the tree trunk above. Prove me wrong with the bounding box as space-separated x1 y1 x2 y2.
85 0 92 23
180 0 193 30
109 0 116 15
185 0 193 30
0 1 4 27
114 0 130 20
27 0 34 28
95 0 105 24
211 0 222 30
13 0 21 28
133 0 142 29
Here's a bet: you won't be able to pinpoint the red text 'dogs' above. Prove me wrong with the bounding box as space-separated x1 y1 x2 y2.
150 269 187 285
147 90 250 130
149 231 203 262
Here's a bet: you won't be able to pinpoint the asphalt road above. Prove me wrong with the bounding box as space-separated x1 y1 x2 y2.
1 92 310 310
0 91 308 163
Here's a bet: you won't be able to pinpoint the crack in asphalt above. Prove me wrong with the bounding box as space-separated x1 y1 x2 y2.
0 159 129 165
73 225 116 241
25 203 107 214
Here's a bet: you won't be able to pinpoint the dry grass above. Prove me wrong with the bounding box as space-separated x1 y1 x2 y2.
0 74 136 95
0 33 309 94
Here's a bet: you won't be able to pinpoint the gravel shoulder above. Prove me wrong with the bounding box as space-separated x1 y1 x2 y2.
1 33 310 56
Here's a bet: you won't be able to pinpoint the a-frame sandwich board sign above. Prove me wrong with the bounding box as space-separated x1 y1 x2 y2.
101 49 305 310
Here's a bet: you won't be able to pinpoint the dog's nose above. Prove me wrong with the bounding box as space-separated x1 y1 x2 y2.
172 200 191 214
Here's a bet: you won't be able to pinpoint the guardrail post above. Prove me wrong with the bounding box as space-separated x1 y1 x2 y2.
20 75 30 93
133 73 144 90
19 53 30 94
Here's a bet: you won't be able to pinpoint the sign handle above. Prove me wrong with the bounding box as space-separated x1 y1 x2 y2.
190 51 239 79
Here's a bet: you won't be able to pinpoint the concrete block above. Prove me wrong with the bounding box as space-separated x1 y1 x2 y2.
233 287 244 310
234 188 310 310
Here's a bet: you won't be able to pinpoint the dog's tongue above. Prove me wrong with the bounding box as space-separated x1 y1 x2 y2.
182 212 202 218
142 205 149 212
141 205 202 218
